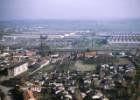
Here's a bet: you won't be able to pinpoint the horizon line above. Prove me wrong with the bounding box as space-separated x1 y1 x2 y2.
1 18 140 22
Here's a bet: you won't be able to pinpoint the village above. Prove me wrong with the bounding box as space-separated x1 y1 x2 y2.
0 46 139 100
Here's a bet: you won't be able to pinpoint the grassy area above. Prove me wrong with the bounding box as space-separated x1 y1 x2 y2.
74 60 96 71
114 58 132 65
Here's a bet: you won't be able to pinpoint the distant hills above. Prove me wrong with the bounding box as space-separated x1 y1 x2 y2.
0 19 140 32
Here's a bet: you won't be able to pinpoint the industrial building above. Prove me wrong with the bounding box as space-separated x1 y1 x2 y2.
8 61 28 77
108 33 140 47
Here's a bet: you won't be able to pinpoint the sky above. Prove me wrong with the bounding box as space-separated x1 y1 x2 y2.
0 0 140 21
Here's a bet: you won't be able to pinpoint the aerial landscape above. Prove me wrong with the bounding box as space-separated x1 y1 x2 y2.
0 0 140 100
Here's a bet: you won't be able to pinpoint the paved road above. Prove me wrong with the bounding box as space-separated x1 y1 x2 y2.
0 85 12 100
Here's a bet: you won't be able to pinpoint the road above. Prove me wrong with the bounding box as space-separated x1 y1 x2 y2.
0 85 12 100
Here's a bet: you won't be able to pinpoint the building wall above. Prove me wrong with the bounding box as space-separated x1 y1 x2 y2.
14 62 28 76
8 62 28 77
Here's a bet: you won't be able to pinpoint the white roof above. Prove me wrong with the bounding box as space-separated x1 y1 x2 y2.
92 95 101 99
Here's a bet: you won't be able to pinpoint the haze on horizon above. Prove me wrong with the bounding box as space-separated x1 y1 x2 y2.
0 0 140 21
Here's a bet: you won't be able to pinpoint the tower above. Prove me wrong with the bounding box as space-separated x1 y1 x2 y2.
39 34 47 57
